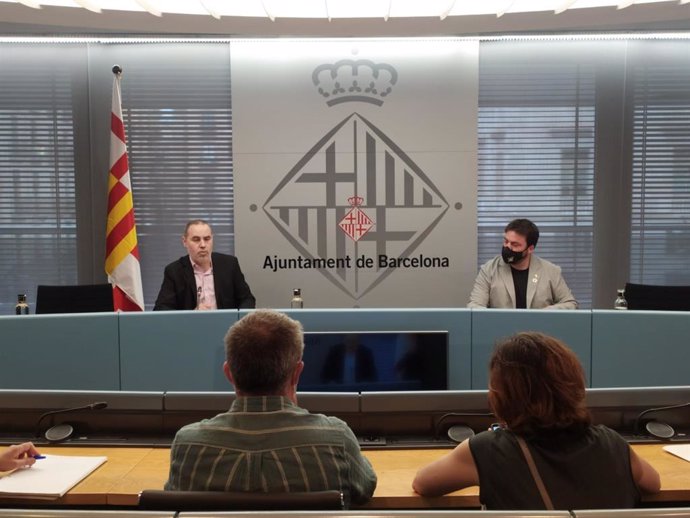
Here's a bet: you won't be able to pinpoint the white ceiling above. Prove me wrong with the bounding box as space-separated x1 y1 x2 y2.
0 1 689 37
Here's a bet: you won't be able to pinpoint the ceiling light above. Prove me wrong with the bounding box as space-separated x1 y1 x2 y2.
134 0 162 16
73 0 101 13
199 0 220 19
16 0 41 8
554 0 577 13
263 0 327 19
389 0 454 18
326 0 390 19
496 0 515 17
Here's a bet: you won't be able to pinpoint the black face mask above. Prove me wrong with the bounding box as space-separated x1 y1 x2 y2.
502 246 526 264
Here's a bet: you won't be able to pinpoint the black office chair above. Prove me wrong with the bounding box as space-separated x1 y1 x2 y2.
624 282 690 311
138 489 344 511
35 284 114 314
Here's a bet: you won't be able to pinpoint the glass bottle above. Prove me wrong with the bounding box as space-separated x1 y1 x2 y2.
614 288 628 310
291 288 304 309
15 293 29 315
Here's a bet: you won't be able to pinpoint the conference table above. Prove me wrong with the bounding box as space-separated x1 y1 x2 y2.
0 444 689 509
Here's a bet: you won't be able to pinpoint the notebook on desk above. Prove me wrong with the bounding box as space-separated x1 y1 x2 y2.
0 454 107 499
664 444 690 463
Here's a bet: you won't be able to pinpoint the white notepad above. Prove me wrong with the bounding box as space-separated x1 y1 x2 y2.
0 454 107 499
663 444 690 463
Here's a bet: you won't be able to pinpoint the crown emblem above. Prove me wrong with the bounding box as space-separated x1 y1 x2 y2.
347 195 364 207
313 59 398 107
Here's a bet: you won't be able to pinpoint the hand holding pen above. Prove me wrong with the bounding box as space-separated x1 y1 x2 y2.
0 442 42 471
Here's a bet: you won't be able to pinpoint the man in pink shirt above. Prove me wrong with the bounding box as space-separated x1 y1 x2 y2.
154 219 255 310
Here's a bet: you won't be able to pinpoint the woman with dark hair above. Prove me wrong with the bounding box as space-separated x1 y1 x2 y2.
413 332 660 510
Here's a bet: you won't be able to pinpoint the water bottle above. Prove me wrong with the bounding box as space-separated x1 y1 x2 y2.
614 288 628 310
291 288 304 309
15 293 29 315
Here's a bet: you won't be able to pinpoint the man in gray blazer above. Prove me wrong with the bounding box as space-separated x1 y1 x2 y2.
468 219 577 309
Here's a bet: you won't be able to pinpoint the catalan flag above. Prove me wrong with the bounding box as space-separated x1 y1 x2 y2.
105 66 144 311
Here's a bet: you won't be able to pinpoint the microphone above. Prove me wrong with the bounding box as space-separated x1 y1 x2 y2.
434 411 495 442
633 402 690 439
34 401 108 442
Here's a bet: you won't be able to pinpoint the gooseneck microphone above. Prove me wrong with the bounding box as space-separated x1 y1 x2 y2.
34 401 108 442
633 402 690 439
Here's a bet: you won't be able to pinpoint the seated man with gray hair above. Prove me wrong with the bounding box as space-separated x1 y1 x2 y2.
165 309 377 506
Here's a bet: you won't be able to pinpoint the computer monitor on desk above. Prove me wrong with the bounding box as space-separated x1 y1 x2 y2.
300 331 448 392
35 284 114 314
624 282 690 311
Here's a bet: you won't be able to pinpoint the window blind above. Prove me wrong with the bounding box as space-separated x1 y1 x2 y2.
478 43 595 308
630 44 690 286
0 47 77 314
115 44 234 309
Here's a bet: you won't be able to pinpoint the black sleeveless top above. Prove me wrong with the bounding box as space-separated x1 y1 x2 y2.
468 425 640 510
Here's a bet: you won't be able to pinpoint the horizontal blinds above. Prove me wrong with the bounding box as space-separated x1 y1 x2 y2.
0 47 77 313
630 52 690 285
116 44 234 308
478 48 595 307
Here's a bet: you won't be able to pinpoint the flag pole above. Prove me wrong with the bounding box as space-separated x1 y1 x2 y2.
106 64 145 311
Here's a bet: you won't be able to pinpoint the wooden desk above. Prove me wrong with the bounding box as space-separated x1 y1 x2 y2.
0 446 153 506
361 446 690 509
2 444 688 508
635 444 690 503
107 448 480 509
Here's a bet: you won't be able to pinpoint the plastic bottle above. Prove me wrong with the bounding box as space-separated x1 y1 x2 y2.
290 288 304 309
15 293 29 315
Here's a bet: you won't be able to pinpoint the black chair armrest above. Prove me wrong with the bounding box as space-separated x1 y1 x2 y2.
138 489 344 511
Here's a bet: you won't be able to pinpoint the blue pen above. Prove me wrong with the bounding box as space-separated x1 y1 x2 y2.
33 455 46 460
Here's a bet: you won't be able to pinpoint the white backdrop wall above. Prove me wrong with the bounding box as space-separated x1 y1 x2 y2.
232 39 478 308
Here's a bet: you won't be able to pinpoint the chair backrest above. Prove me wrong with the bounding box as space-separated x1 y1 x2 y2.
138 490 344 511
35 284 114 314
624 282 690 311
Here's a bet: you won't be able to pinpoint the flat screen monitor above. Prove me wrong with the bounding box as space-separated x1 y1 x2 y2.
300 331 448 392
624 282 690 311
35 284 114 314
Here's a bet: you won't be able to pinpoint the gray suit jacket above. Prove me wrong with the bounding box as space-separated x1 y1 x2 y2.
467 255 577 309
